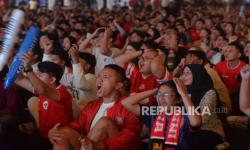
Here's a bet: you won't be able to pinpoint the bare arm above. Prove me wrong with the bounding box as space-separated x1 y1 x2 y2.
79 28 104 52
240 65 250 116
22 53 60 101
121 89 157 115
100 28 112 56
173 78 202 129
15 75 33 93
69 46 95 90
114 51 142 68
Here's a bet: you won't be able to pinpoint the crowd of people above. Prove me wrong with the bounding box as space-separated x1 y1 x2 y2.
0 0 250 150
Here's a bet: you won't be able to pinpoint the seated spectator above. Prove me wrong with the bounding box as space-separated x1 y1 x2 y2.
180 64 225 150
48 64 142 150
215 41 246 114
15 54 73 139
174 50 231 113
121 79 202 150
68 46 97 109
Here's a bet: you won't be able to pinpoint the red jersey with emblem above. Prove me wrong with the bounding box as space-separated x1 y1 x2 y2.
125 63 171 106
38 85 73 138
70 97 142 150
215 60 246 94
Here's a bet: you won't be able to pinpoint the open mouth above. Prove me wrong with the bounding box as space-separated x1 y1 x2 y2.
97 85 101 90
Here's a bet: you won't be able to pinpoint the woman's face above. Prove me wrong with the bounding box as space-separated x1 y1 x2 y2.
39 35 53 50
200 29 208 38
63 37 71 51
156 85 178 107
180 67 193 86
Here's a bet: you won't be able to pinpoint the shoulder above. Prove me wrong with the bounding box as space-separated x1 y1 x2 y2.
204 89 216 97
202 90 217 102
215 61 226 68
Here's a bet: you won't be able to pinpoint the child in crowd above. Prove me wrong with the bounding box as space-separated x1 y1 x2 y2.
16 52 73 139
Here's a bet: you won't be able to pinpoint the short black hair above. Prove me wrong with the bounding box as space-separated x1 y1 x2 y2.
128 42 142 51
70 29 82 36
50 50 71 67
142 40 159 50
130 30 145 39
186 50 207 63
78 52 96 73
229 41 243 54
50 50 69 62
104 64 126 82
37 61 63 85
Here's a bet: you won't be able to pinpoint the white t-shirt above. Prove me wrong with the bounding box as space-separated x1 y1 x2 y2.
92 47 116 75
90 102 115 129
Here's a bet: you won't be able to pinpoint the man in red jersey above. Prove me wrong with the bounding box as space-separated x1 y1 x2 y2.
115 47 172 106
48 64 141 150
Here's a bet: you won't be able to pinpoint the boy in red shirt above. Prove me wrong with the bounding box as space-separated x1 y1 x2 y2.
16 53 73 139
215 41 246 114
48 64 141 150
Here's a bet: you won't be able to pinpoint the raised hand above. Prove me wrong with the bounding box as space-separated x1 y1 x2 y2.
69 44 79 64
90 27 105 38
173 78 187 96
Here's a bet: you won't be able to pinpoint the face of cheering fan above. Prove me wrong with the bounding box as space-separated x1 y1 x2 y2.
180 67 193 86
156 85 178 107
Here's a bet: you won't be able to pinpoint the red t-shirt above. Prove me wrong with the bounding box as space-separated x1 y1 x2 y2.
188 29 200 42
38 85 73 138
125 63 171 106
215 61 246 94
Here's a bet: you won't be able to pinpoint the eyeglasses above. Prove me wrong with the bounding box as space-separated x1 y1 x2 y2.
155 92 176 98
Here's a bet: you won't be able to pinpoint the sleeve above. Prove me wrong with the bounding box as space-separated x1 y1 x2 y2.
69 104 89 133
214 63 221 74
57 86 72 105
209 69 231 112
105 111 142 150
72 63 95 90
199 90 217 124
124 63 136 79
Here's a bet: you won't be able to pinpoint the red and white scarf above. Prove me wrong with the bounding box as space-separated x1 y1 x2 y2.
151 113 183 150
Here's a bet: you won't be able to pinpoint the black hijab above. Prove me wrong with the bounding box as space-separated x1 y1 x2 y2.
186 64 214 107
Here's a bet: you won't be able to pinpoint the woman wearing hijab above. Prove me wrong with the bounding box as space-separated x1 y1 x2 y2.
180 64 225 150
